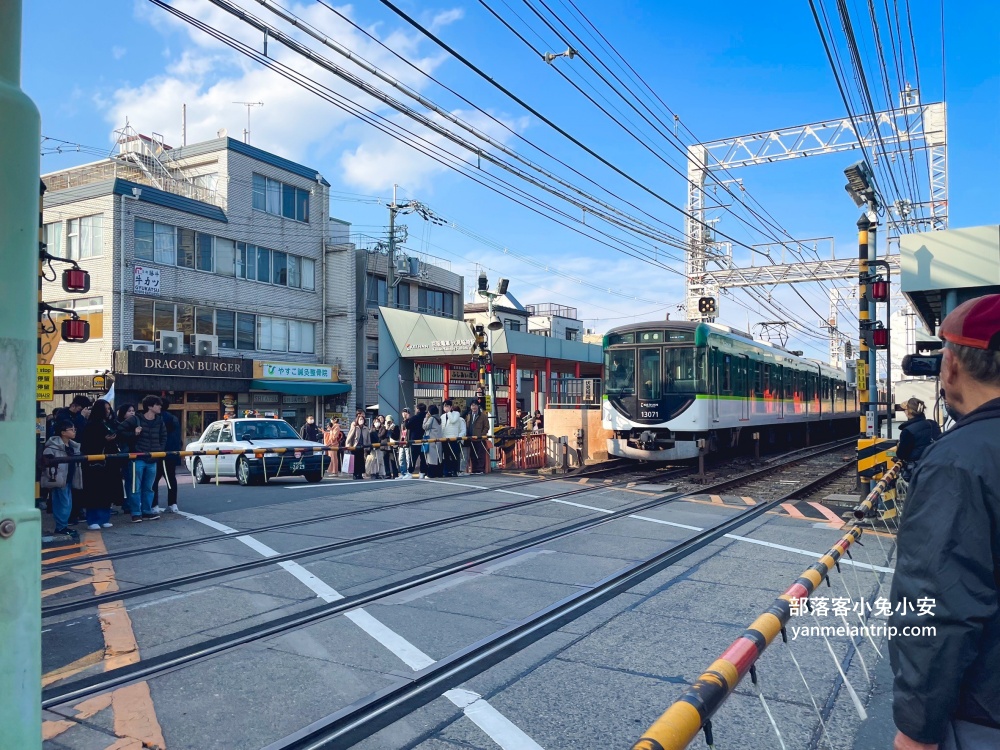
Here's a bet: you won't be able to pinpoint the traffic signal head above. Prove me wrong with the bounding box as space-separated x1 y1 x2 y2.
698 296 717 315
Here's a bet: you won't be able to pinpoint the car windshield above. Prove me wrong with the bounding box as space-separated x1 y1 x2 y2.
233 420 300 441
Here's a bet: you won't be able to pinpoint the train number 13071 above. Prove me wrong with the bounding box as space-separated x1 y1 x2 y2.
640 410 659 419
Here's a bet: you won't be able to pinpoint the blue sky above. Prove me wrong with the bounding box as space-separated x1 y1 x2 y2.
22 0 999 359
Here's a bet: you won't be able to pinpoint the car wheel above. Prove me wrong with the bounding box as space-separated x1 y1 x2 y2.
237 456 255 486
303 471 324 483
193 459 210 484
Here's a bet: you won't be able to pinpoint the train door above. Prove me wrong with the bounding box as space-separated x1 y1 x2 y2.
711 348 721 423
740 354 750 422
771 365 785 419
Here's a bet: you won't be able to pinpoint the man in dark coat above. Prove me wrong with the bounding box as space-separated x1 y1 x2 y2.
300 415 323 443
153 398 182 513
890 294 1000 750
406 403 427 478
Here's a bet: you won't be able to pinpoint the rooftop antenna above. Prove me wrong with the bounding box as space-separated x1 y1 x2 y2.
233 101 263 143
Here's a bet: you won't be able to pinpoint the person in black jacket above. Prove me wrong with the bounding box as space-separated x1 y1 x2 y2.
120 396 167 522
153 398 182 513
300 415 323 443
79 399 121 529
895 397 941 488
889 294 1000 750
406 403 427 479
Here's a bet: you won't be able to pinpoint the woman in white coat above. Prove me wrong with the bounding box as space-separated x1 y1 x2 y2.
422 404 443 478
440 400 464 477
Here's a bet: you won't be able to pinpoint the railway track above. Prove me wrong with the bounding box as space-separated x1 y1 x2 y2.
43 439 854 713
262 450 857 749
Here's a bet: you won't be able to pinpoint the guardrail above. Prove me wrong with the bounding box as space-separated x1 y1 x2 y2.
496 433 547 470
631 459 903 750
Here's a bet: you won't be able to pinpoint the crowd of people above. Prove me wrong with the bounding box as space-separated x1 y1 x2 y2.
41 394 182 539
310 397 493 481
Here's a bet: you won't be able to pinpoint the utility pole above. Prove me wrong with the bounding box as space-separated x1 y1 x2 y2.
386 184 397 309
0 1 42 746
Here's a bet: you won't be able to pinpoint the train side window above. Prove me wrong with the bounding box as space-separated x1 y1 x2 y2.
605 349 635 397
722 354 732 392
754 362 762 394
638 348 661 400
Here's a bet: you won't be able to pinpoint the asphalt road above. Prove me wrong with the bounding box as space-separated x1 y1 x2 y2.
41 469 899 750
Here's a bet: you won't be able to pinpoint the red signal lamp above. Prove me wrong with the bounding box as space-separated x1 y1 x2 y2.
484 362 493 374
62 267 91 294
470 360 478 373
61 317 90 343
871 280 889 302
871 327 889 348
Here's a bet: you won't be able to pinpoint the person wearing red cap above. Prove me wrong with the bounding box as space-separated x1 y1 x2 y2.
890 294 1000 750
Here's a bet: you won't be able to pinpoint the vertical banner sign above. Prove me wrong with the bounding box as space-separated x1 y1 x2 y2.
134 266 161 295
36 364 54 401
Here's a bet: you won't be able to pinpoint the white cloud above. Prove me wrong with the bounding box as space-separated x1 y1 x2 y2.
430 8 464 31
112 46 127 60
106 0 514 191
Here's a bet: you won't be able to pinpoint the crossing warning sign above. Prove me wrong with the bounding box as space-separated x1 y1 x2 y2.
37 365 54 401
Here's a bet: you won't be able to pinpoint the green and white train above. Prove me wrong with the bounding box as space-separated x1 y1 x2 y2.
603 321 859 460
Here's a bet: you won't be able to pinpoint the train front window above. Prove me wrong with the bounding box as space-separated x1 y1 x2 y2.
605 349 635 397
638 348 661 400
663 347 703 392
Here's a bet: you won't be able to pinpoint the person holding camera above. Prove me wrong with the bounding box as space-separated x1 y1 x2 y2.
890 294 1000 750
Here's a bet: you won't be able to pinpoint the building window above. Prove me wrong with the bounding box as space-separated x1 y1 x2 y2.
256 316 315 353
176 228 196 269
196 233 214 272
154 223 175 264
216 309 235 349
256 246 271 283
67 215 103 259
51 296 103 339
287 255 299 288
565 328 579 341
253 173 309 222
216 237 236 276
237 312 255 350
196 307 214 335
395 282 410 308
505 319 521 332
418 288 455 317
133 298 154 342
272 251 287 285
366 275 387 308
367 341 379 370
301 258 315 290
44 222 64 258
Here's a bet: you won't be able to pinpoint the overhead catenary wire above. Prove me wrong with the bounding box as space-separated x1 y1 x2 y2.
490 0 858 333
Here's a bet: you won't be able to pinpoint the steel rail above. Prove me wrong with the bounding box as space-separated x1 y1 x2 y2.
261 461 855 750
43 458 636 572
43 442 851 709
41 466 690 617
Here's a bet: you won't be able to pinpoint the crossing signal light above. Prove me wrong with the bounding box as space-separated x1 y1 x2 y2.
871 280 889 301
62 267 91 294
61 317 90 343
698 296 717 315
470 359 478 373
872 328 889 348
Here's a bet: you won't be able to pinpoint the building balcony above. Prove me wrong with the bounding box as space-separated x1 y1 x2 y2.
525 302 578 320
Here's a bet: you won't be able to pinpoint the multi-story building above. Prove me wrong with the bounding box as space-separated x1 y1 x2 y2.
354 246 464 411
525 303 582 341
41 131 356 441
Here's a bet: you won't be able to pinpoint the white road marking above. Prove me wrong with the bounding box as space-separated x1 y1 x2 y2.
446 688 545 750
181 511 544 749
284 477 403 489
494 489 541 498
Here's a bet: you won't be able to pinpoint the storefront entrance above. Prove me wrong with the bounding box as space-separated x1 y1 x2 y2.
177 392 220 443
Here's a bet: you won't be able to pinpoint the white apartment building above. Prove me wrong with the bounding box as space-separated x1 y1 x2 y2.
41 132 356 440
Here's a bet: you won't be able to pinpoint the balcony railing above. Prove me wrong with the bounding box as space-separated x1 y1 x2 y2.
526 303 578 319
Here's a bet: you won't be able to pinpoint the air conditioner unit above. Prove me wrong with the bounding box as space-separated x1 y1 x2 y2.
157 330 184 354
129 343 153 352
193 334 218 356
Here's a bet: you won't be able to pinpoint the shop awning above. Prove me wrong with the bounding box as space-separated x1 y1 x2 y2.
251 380 352 396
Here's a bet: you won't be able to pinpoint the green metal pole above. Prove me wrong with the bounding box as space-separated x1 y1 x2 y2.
0 1 43 747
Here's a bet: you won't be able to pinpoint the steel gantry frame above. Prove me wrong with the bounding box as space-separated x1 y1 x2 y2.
685 96 947 327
